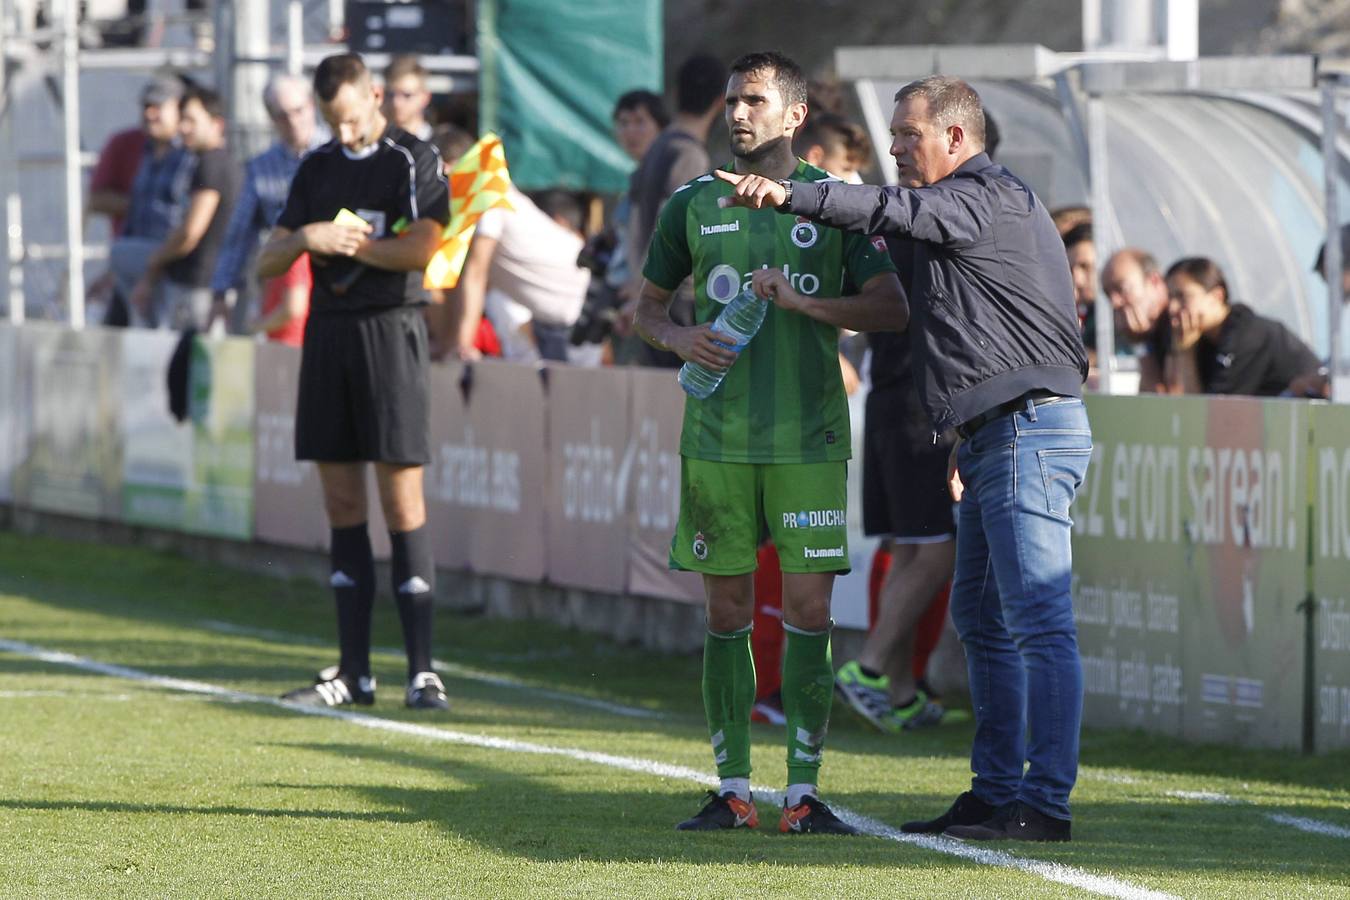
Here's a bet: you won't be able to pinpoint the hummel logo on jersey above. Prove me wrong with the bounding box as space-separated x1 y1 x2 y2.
330 570 357 588
398 576 432 595
804 546 846 560
700 221 741 237
782 509 845 529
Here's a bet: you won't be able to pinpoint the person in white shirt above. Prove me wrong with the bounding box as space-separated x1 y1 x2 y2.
444 185 591 363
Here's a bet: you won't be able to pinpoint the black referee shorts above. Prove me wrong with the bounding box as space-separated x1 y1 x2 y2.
296 306 431 466
862 392 956 542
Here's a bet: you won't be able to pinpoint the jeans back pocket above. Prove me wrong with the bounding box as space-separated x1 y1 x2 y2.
1037 448 1092 521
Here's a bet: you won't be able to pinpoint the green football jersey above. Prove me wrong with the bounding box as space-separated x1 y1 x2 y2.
643 160 896 464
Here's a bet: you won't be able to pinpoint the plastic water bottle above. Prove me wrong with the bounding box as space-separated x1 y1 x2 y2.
678 288 769 399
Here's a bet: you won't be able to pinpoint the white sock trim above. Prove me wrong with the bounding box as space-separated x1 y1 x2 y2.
785 783 818 807
719 777 751 801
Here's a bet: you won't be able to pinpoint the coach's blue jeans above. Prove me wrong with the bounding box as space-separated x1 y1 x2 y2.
950 395 1092 822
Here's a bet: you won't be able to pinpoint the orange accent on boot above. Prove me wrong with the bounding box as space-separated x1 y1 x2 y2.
727 795 759 828
779 802 811 833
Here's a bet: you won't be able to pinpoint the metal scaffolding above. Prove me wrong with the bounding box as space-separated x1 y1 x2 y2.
0 0 477 327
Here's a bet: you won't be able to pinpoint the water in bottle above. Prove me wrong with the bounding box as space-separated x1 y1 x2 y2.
678 287 769 399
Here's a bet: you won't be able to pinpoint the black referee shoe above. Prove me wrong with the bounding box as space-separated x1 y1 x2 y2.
405 671 450 710
900 791 996 834
282 672 376 707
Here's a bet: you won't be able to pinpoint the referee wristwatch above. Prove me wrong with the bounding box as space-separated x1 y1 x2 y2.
775 178 794 210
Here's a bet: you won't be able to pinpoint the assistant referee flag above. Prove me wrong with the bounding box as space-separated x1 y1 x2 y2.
423 132 514 290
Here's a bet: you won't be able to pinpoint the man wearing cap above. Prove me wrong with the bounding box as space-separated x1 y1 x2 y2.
106 75 195 326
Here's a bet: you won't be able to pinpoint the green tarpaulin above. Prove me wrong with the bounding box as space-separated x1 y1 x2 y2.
479 0 662 192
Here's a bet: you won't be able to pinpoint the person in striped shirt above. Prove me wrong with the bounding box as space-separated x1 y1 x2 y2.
635 50 905 835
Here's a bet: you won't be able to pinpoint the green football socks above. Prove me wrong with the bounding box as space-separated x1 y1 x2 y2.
782 622 833 786
702 626 755 779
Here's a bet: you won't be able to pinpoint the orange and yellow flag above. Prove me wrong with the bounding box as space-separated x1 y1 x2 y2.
423 132 514 290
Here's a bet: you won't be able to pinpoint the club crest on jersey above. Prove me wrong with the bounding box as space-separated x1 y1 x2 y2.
870 236 888 253
692 532 709 561
790 217 819 249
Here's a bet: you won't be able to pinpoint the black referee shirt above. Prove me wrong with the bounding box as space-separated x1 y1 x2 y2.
1198 302 1319 397
277 124 449 313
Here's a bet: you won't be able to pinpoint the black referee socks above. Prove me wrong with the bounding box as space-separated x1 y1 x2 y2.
330 523 376 680
390 525 435 679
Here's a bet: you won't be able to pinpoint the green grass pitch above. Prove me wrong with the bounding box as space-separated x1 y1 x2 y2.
0 531 1348 898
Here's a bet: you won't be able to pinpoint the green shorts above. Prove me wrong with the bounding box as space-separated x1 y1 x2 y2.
670 457 850 576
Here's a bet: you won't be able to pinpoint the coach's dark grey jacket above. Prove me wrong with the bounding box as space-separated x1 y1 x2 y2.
785 152 1088 433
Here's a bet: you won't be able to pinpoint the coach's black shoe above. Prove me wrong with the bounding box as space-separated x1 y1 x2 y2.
900 790 996 834
675 791 759 831
282 673 375 707
780 795 858 835
405 671 450 710
944 801 1071 842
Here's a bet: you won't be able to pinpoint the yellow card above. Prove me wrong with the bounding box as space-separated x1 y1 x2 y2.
334 208 368 227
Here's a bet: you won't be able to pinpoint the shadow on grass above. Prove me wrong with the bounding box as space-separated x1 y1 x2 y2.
3 532 1350 804
235 740 1350 881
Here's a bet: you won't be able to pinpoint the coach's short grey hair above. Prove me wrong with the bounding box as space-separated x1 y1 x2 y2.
894 76 986 148
263 73 313 117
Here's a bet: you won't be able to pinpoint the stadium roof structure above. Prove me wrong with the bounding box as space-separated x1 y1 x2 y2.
837 45 1348 397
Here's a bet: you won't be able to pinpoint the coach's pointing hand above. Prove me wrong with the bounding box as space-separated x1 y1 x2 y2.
714 170 787 210
303 220 373 257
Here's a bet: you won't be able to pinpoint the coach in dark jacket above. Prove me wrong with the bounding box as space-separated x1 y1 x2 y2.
718 75 1091 843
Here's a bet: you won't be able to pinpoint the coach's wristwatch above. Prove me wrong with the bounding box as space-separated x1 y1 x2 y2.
775 179 794 210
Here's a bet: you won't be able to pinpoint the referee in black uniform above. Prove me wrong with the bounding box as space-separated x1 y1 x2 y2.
258 53 451 710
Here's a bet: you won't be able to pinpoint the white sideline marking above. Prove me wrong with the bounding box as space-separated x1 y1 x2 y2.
1266 814 1350 840
0 637 1175 900
1167 791 1350 839
0 690 132 701
1165 790 1240 805
199 619 663 721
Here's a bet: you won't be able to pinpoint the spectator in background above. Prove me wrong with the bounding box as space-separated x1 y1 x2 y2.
107 75 193 327
1050 205 1092 238
1062 221 1096 339
384 54 433 141
210 73 325 333
130 86 240 330
442 186 591 364
1289 225 1350 398
613 89 668 163
616 53 727 366
1164 256 1319 396
566 90 671 360
793 112 871 182
1100 248 1171 393
1315 225 1350 300
86 80 153 326
607 89 669 294
88 98 150 238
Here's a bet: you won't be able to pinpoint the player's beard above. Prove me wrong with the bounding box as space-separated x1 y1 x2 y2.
731 134 789 166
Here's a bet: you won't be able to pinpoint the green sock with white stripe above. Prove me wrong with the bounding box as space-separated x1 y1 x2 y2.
702 626 755 781
782 622 833 787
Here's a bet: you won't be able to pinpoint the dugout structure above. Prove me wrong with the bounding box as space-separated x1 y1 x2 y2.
836 44 1350 400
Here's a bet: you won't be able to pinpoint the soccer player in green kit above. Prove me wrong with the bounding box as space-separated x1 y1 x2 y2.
635 51 907 834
